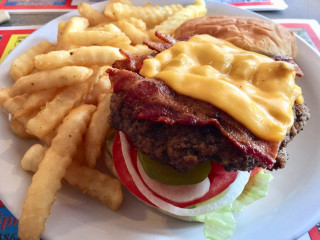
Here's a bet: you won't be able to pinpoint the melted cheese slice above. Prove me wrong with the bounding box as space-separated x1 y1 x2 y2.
139 34 303 142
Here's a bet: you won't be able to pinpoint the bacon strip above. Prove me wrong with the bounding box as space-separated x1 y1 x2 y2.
107 68 279 169
112 49 152 73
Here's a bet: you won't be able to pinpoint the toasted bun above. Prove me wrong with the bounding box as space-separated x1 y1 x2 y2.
174 16 297 58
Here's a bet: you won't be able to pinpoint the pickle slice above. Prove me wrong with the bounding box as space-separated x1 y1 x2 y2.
138 152 211 186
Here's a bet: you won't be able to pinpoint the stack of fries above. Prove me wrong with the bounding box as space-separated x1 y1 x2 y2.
0 0 207 239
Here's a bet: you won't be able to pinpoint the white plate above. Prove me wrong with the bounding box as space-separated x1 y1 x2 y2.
1 1 320 240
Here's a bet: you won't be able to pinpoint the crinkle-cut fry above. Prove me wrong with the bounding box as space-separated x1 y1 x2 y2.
104 0 132 20
14 88 57 118
9 66 92 97
78 3 113 26
56 17 89 50
88 65 110 91
18 104 96 240
10 118 35 139
21 144 46 172
84 93 112 168
65 161 123 210
13 109 38 132
112 3 183 28
119 44 154 55
86 23 122 32
40 129 57 147
2 95 27 116
126 17 147 31
85 65 104 95
9 41 55 82
85 74 112 105
34 46 124 70
150 0 207 39
26 82 89 139
68 31 131 47
0 88 10 107
73 141 87 164
21 144 123 211
116 20 149 45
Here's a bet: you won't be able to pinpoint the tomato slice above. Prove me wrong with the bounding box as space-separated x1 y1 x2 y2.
113 131 241 208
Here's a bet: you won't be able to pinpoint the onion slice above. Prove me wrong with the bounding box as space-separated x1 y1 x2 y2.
137 159 210 203
120 132 250 217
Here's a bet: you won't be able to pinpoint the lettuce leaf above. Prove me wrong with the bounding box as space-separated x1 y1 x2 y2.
193 170 273 240
232 170 273 212
194 206 235 240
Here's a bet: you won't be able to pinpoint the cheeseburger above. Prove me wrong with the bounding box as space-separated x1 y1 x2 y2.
105 16 310 240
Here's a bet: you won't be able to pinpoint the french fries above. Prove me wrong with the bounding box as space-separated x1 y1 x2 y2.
68 31 131 47
0 0 209 239
34 46 124 70
21 144 122 210
2 95 27 116
0 88 9 106
13 88 57 118
104 0 133 20
9 66 92 97
9 40 55 82
18 104 96 240
78 3 112 26
26 83 89 139
149 0 207 39
112 2 183 28
10 119 35 139
56 17 89 50
84 93 112 168
116 19 149 45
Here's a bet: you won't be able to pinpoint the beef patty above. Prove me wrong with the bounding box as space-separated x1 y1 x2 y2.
109 91 310 173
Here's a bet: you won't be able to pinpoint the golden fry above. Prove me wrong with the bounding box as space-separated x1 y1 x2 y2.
104 0 132 20
119 44 154 55
10 119 35 139
21 144 46 172
65 161 122 210
21 144 123 210
84 93 112 168
56 17 89 50
2 95 27 116
85 74 112 105
18 104 96 240
150 0 207 39
26 83 89 139
86 22 122 32
0 88 10 106
40 129 57 147
10 66 92 97
126 17 147 31
34 46 123 70
14 88 57 118
117 20 149 45
68 31 131 47
9 41 55 82
78 3 112 26
113 2 183 28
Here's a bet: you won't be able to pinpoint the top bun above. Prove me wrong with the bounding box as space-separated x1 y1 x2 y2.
174 16 297 58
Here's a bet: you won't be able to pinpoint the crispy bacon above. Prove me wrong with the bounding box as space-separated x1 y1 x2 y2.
107 68 279 169
112 49 152 73
143 41 172 53
143 31 175 53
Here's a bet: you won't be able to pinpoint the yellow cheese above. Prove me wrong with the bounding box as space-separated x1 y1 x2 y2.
139 35 303 142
